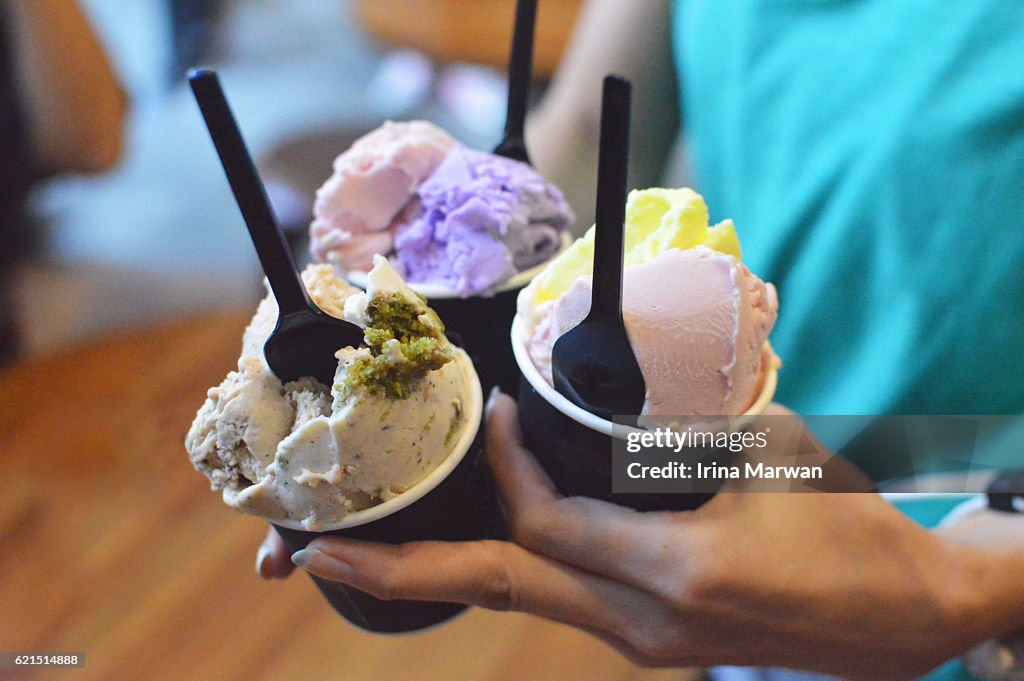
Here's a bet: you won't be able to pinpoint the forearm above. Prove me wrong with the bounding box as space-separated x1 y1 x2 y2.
5 0 128 173
528 0 679 232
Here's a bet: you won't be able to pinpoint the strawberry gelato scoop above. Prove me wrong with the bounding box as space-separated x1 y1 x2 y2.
520 187 780 416
310 121 456 270
309 120 573 297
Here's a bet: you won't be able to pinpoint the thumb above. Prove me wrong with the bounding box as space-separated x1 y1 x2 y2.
256 526 297 579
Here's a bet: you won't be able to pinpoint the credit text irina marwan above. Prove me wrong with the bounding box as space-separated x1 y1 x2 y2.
623 427 824 480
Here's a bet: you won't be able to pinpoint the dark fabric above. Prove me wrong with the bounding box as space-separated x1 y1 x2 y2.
0 8 32 366
0 10 31 259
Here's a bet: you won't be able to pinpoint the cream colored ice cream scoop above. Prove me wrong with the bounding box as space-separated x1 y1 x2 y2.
187 259 472 530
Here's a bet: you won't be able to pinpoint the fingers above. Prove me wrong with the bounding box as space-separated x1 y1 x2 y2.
485 393 558 511
256 527 296 579
484 393 695 598
292 535 666 638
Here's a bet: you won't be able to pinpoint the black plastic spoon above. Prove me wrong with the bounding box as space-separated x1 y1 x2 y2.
493 0 537 164
551 75 645 421
189 69 364 386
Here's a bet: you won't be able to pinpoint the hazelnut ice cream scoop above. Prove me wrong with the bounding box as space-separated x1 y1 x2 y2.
186 258 473 530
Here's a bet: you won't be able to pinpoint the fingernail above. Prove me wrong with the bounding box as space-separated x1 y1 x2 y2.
291 547 356 577
486 386 502 417
291 548 320 568
255 544 271 578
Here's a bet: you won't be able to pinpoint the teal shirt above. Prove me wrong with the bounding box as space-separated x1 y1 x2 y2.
672 4 1023 679
673 0 1024 418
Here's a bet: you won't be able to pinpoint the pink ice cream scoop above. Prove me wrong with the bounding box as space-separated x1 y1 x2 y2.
310 121 456 270
527 245 779 415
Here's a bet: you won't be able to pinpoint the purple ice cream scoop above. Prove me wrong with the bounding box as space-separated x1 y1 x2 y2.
394 148 574 297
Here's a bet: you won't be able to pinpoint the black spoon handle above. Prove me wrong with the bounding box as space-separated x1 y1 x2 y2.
189 68 311 315
589 75 631 325
494 0 537 164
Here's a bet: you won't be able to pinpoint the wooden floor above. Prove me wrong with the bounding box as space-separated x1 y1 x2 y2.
0 312 690 681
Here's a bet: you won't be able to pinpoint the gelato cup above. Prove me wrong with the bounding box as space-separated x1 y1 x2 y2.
272 350 502 632
186 259 506 632
508 186 782 510
512 314 778 511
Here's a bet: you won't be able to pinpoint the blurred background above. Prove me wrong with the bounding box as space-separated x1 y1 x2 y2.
7 0 591 360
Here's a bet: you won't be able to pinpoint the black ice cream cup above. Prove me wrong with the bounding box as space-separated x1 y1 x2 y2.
510 313 779 512
272 352 503 633
425 285 519 395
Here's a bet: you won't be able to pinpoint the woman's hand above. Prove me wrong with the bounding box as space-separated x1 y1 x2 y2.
258 395 1023 680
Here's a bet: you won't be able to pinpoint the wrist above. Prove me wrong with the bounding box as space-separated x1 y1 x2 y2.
936 545 998 643
935 480 1024 680
981 472 1024 637
959 547 1024 680
941 530 1024 644
977 548 1024 637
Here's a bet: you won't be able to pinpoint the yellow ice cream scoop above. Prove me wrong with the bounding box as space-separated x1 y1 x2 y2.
531 187 742 304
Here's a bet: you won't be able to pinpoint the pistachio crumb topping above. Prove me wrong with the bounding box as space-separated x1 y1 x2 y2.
342 292 454 399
